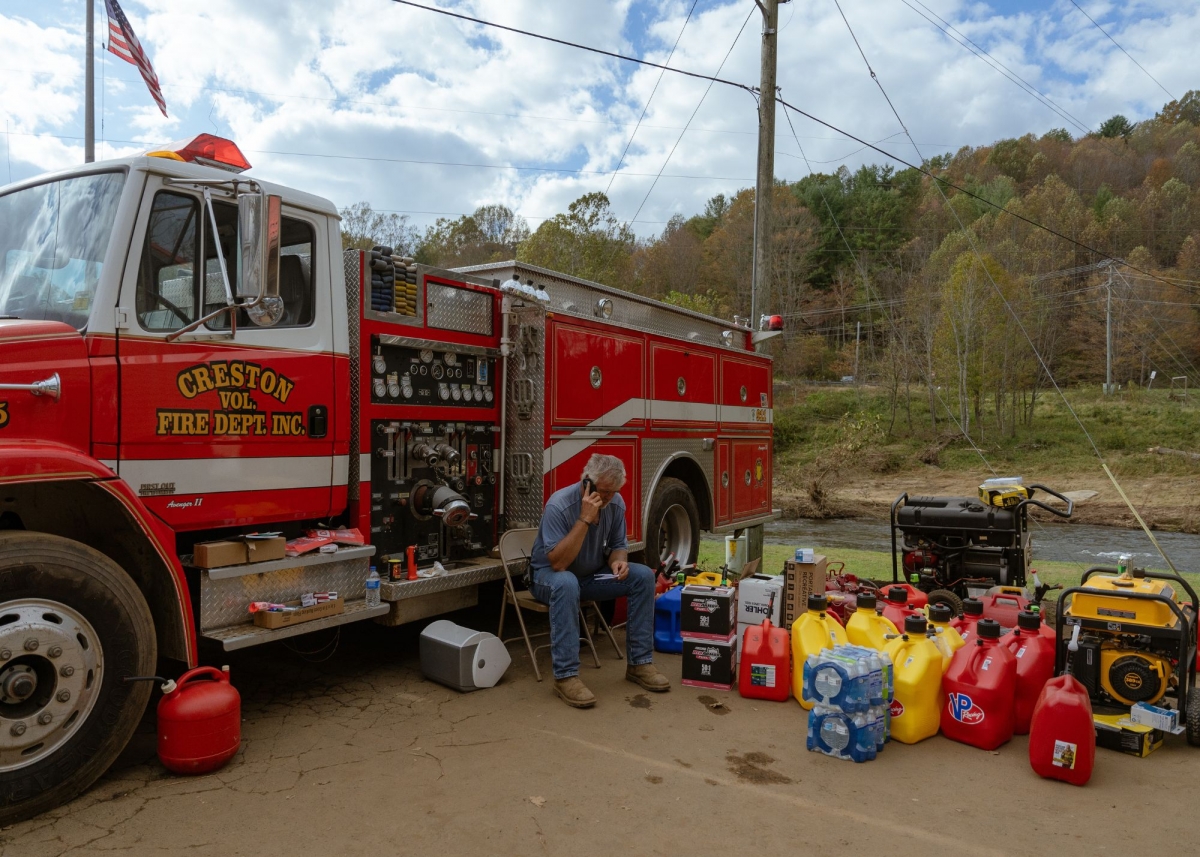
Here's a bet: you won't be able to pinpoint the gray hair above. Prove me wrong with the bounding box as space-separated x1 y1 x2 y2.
582 454 626 487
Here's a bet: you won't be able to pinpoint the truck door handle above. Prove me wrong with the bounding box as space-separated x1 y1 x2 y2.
308 405 328 438
0 373 61 399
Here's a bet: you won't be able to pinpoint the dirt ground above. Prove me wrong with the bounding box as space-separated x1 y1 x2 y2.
781 469 1200 533
2 593 1195 857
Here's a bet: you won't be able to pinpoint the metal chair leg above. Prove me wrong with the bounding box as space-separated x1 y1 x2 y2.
497 588 508 638
579 606 601 669
513 598 543 682
591 603 626 660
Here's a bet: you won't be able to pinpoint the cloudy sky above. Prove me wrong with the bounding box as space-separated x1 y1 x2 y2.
1 0 1195 237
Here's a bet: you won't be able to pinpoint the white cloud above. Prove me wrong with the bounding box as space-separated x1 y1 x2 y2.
1 0 1197 234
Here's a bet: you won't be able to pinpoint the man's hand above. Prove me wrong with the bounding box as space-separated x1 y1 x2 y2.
580 481 603 525
610 558 629 581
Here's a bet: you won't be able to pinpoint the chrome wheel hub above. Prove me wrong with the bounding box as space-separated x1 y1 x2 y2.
0 599 103 772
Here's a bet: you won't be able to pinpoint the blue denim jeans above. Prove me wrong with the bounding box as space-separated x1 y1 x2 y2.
531 563 655 680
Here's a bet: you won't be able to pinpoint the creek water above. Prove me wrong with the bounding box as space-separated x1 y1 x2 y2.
708 517 1200 574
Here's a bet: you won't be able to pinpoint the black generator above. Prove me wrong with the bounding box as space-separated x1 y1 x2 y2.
889 486 1073 609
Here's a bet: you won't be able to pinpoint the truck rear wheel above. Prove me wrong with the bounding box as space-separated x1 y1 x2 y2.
0 532 156 825
648 477 700 567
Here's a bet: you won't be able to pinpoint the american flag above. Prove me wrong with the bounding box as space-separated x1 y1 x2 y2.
104 0 168 117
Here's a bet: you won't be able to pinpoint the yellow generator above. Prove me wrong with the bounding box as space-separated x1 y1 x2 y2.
1056 566 1200 745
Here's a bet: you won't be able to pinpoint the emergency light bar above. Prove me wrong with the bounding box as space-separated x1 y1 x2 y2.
145 133 252 173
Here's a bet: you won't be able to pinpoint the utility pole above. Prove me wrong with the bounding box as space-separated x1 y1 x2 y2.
854 320 862 382
750 0 782 325
1104 262 1113 394
85 0 95 163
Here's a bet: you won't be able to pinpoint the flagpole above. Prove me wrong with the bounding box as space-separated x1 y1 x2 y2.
85 0 95 163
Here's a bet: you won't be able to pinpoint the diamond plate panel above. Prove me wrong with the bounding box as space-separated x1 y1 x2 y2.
379 557 510 600
426 280 493 336
504 302 547 530
454 261 763 354
344 250 362 497
199 554 372 632
640 437 716 535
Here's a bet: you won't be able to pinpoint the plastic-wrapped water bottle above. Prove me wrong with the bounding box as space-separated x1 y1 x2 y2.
365 566 381 608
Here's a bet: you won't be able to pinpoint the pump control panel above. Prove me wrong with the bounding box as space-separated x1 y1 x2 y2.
370 338 495 407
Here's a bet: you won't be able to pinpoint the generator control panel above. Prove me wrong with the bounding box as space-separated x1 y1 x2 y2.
370 338 495 407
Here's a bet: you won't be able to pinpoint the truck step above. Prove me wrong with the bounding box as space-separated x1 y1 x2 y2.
191 545 376 580
201 600 391 651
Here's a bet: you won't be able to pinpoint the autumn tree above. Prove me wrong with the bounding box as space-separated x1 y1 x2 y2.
518 192 635 287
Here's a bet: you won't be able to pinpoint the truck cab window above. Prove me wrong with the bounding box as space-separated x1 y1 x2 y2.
204 211 315 329
136 191 200 331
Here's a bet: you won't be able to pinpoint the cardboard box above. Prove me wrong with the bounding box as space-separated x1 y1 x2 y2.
193 539 247 568
1129 701 1182 733
783 555 826 626
1093 712 1164 757
244 535 286 563
253 597 345 630
680 585 736 639
682 632 738 690
193 535 286 568
736 574 785 627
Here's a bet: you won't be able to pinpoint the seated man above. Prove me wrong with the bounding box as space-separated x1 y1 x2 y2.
530 453 670 708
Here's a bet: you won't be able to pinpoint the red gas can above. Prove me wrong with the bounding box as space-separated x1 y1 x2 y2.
951 598 984 644
940 620 1017 750
881 587 921 631
157 666 241 775
1001 611 1056 734
1028 675 1095 786
739 618 791 701
879 583 928 609
979 587 1029 629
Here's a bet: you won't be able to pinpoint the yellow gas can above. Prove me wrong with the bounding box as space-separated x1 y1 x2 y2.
928 604 965 670
845 593 898 651
791 594 850 709
883 615 944 744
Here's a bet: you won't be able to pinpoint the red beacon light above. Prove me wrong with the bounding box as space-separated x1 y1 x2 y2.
759 314 784 332
145 133 251 173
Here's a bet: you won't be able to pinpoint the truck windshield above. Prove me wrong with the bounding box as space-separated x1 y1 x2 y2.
0 171 125 329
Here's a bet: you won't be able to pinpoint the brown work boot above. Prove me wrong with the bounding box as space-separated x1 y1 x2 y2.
626 663 671 692
554 676 596 708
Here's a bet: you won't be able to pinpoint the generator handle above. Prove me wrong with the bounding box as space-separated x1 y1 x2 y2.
1020 484 1073 519
1055 584 1196 684
890 493 908 584
1081 565 1199 606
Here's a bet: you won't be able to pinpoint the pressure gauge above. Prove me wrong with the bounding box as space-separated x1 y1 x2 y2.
372 354 387 375
431 363 445 380
419 349 434 364
402 386 413 399
483 388 494 403
472 386 483 402
450 386 463 402
444 352 458 366
438 383 450 401
372 378 386 398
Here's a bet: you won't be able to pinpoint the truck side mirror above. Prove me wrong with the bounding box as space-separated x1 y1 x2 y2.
238 192 284 326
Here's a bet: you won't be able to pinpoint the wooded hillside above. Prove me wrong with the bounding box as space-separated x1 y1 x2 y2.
343 92 1200 442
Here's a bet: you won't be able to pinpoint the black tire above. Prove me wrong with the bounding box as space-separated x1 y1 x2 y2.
0 532 156 825
647 477 700 567
1187 687 1200 748
927 589 965 617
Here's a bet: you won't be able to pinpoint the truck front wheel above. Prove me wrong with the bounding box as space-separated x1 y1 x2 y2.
0 532 156 825
647 477 700 568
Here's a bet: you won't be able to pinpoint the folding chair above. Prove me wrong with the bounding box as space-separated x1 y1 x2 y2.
497 528 625 681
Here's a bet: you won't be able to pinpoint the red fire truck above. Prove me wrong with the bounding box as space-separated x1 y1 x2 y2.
0 134 776 820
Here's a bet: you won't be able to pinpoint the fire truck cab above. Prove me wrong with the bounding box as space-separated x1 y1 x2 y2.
0 136 775 821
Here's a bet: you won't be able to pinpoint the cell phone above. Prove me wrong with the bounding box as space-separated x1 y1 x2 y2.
582 477 596 494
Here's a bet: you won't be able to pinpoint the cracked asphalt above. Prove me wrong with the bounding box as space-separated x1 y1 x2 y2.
2 597 1196 856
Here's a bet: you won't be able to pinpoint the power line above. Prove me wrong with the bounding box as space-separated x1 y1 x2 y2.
628 7 756 226
1066 0 1175 102
388 0 755 97
604 0 699 197
899 0 1093 136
